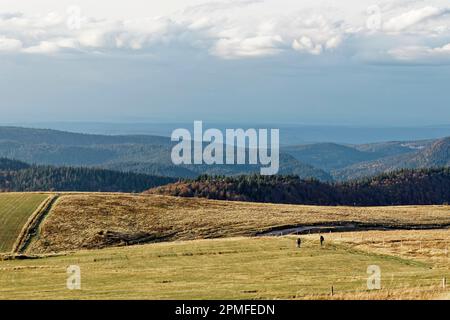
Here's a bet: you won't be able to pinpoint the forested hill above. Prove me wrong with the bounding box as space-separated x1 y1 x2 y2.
332 137 450 180
0 126 171 146
0 158 30 171
0 126 331 181
0 158 175 192
147 168 450 206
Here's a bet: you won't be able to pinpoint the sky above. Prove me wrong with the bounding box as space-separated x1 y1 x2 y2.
1 0 450 126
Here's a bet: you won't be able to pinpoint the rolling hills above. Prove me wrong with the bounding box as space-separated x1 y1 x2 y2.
0 126 331 181
282 137 450 181
333 137 450 180
1 126 449 182
282 143 382 171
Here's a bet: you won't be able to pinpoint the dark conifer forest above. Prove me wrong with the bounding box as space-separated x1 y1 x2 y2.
148 168 450 206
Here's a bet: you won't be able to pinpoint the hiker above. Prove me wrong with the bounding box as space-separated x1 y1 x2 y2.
296 238 301 248
320 235 324 246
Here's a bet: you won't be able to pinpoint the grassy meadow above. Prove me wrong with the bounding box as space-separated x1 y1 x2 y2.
319 229 450 267
0 234 448 300
0 192 447 299
0 193 49 252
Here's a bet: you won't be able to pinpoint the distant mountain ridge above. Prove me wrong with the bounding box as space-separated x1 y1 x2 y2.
0 126 331 181
0 126 171 146
282 143 380 171
332 137 450 180
0 126 449 181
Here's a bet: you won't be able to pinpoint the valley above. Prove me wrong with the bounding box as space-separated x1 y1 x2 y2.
0 126 449 300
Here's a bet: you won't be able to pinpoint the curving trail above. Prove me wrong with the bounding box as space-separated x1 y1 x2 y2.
11 194 60 254
0 193 49 253
257 222 450 237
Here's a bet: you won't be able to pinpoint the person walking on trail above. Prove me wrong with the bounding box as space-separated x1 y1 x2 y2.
320 235 325 246
296 238 301 248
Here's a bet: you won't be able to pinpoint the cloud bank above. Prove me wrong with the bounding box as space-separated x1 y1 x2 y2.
0 0 450 63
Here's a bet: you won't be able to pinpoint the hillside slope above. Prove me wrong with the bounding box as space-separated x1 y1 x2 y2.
0 126 171 146
0 158 30 171
283 143 380 170
147 168 450 206
0 158 175 192
28 193 450 253
0 126 330 180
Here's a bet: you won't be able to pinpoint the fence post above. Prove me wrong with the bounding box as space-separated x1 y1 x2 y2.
443 277 447 289
331 286 334 297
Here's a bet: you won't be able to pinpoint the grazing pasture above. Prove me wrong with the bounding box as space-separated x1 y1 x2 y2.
0 235 448 299
0 192 447 299
318 229 450 267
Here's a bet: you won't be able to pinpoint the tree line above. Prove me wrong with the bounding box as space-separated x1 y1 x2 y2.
149 168 450 206
0 158 176 192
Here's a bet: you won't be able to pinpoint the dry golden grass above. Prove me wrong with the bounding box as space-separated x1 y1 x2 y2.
307 285 447 300
303 228 450 300
1 236 448 300
28 193 450 254
0 191 447 300
319 229 450 267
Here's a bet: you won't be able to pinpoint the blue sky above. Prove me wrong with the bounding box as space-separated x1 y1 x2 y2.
1 0 450 125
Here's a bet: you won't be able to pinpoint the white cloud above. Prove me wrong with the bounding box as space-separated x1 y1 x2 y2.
388 43 450 62
211 35 283 58
0 1 450 62
383 6 450 32
325 35 342 49
78 29 110 48
292 36 322 55
23 41 61 54
0 36 22 52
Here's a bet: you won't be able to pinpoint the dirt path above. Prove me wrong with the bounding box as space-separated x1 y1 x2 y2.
256 222 450 237
11 194 60 254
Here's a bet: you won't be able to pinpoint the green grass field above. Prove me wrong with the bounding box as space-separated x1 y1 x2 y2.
0 236 448 299
0 193 49 252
